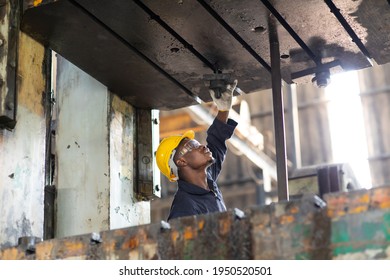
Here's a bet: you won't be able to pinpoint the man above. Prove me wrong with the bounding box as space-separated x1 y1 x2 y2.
156 80 238 221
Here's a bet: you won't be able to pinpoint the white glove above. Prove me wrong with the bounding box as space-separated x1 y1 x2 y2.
209 79 238 111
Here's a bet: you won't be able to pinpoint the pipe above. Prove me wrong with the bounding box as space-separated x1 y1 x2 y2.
286 83 302 169
268 14 289 201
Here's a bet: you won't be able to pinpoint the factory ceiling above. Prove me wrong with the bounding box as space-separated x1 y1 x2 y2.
21 0 390 110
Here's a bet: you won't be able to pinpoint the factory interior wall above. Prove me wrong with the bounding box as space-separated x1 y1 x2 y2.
358 63 390 188
0 32 46 249
55 55 111 237
0 33 151 249
53 55 151 238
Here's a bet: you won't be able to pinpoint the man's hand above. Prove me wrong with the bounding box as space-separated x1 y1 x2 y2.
209 79 238 111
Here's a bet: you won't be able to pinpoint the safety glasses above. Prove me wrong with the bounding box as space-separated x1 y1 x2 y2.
177 139 201 157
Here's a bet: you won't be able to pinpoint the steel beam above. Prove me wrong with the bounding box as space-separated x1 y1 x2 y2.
133 0 217 72
135 109 161 200
68 0 200 104
260 0 320 65
324 0 373 65
197 0 271 73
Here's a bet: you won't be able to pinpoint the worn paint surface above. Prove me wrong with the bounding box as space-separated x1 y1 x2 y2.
0 33 46 249
0 1 8 80
326 186 390 259
55 55 110 238
0 0 12 124
109 94 150 229
250 195 331 260
326 186 390 219
2 187 390 259
160 211 252 260
55 56 150 238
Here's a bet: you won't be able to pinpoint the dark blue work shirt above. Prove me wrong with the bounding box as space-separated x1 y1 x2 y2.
167 117 238 221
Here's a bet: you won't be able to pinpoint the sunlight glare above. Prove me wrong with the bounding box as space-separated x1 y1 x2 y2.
325 71 372 189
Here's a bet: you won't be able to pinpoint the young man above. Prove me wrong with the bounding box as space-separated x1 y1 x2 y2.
156 80 238 221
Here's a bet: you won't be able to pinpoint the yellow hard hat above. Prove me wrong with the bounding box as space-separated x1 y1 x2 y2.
156 130 195 182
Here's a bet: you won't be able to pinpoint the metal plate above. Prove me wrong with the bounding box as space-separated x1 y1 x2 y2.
21 0 200 110
21 0 390 110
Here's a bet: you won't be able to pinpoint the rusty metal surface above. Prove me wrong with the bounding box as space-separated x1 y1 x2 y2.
0 0 19 129
1 186 390 260
249 194 331 259
20 0 390 110
324 184 390 218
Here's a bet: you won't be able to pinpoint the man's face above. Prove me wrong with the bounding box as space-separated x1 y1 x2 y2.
175 138 214 168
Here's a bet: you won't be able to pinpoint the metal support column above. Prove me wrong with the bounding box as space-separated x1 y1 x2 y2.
135 108 161 201
268 15 289 201
286 83 302 169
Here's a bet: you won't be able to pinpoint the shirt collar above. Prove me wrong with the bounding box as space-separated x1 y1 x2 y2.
177 178 214 195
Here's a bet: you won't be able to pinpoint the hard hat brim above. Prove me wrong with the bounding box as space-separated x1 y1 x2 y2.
181 130 195 142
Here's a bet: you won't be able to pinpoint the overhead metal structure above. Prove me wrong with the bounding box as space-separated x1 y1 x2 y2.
19 0 390 201
20 0 390 110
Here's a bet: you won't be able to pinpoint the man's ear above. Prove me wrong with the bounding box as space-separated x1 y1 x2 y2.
175 157 187 167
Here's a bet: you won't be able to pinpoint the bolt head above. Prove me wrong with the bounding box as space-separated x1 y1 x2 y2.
312 71 331 88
